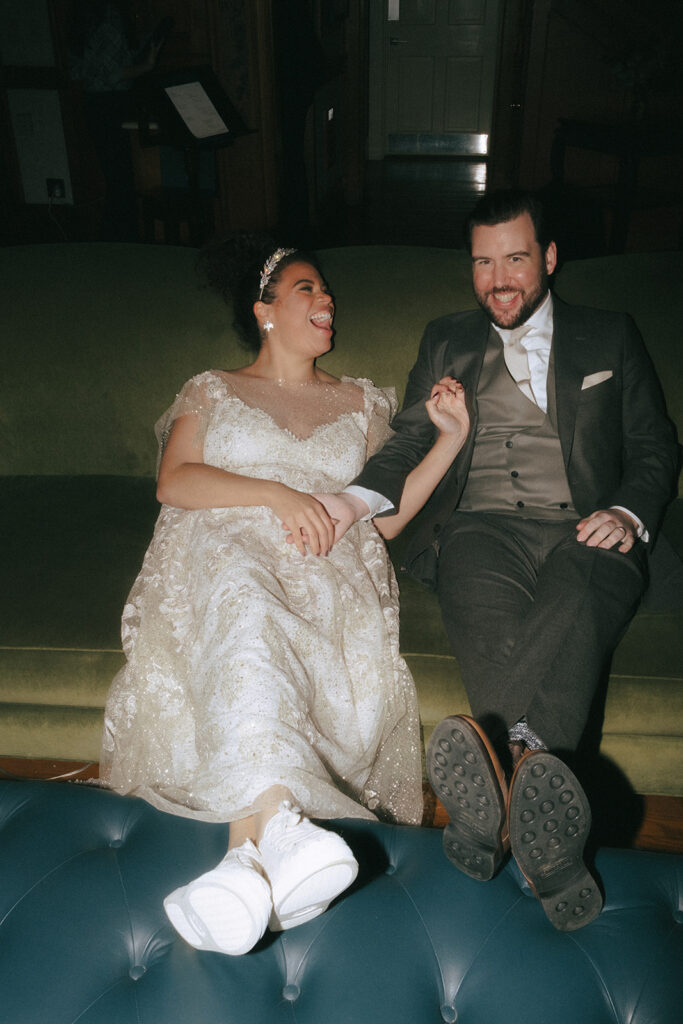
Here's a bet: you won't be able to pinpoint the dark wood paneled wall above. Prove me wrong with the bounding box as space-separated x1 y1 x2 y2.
2 1 680 244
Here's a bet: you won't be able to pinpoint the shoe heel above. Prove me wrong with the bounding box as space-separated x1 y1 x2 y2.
271 856 358 931
427 715 509 881
163 842 272 955
508 751 603 931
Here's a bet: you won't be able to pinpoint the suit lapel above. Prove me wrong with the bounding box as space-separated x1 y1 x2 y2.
444 314 489 471
443 312 490 408
551 297 590 466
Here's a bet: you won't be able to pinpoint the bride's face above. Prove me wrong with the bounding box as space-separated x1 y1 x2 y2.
266 261 335 356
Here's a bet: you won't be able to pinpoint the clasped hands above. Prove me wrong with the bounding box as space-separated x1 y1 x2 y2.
280 377 467 555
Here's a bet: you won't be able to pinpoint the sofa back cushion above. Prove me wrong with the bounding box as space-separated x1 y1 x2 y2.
1 244 680 478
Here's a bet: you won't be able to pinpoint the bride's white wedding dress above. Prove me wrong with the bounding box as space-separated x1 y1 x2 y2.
101 370 423 825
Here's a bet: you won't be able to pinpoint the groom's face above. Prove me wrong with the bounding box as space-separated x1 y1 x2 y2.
471 212 557 329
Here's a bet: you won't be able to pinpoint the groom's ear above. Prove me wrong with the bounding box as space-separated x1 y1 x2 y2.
544 241 557 276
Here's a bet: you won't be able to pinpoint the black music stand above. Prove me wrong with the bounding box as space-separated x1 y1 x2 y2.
135 66 252 244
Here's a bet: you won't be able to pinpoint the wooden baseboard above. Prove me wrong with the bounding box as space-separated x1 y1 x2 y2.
1 758 681 854
0 757 100 783
632 794 683 854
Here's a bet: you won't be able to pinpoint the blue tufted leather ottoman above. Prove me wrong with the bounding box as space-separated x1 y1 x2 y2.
1 780 681 1024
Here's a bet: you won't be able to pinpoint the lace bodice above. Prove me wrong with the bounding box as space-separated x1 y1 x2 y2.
155 371 396 492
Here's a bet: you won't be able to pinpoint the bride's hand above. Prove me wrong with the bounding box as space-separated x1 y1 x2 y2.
425 376 469 442
271 484 335 556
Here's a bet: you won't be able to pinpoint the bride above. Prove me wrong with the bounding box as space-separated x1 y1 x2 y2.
100 240 470 956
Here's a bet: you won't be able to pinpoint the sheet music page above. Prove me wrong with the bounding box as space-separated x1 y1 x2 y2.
164 82 229 139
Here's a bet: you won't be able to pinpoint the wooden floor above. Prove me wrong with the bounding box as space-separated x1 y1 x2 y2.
1 757 681 855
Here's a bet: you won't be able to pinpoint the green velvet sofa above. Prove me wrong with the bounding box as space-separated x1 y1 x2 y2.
1 242 681 802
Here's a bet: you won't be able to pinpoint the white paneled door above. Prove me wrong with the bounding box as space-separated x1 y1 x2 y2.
369 0 501 157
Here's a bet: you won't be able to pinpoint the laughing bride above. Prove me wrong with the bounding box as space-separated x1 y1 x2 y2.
100 237 469 955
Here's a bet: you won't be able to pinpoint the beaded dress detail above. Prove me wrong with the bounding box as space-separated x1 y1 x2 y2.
101 371 423 825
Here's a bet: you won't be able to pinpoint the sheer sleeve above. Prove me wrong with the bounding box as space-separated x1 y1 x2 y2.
362 382 398 460
154 371 229 473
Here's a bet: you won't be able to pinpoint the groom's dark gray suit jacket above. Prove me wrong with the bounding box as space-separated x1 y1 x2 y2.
353 295 678 589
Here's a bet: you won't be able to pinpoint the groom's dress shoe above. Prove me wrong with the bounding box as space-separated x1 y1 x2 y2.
427 715 509 881
508 750 603 931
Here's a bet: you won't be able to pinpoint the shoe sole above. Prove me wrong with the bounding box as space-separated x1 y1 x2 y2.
164 869 270 955
508 751 603 931
270 857 358 931
427 715 509 881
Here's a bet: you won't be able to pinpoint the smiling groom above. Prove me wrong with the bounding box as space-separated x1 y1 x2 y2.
325 189 678 930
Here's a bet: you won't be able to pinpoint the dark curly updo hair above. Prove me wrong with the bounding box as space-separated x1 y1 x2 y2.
197 233 324 353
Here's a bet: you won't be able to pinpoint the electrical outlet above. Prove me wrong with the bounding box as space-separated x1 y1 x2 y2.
46 178 65 200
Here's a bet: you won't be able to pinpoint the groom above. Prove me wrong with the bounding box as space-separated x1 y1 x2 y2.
321 189 678 929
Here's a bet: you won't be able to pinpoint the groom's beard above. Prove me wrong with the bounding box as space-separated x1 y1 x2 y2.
475 273 549 330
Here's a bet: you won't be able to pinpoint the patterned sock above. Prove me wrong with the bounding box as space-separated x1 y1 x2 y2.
508 716 547 751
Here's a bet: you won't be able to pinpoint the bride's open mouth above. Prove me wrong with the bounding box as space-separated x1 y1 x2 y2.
310 310 334 331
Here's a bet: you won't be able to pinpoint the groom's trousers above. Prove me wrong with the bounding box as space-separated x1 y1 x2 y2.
435 511 647 754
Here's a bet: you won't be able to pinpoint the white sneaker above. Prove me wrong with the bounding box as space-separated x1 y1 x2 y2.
259 802 359 931
163 839 272 955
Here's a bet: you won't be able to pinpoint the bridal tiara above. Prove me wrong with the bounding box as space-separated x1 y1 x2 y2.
258 247 297 299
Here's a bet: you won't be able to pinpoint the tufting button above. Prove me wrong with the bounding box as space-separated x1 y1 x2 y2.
129 965 146 981
282 984 300 1001
385 863 396 875
110 838 123 848
440 1003 457 1022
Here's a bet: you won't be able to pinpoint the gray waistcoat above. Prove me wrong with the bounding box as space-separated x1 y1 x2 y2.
459 328 576 519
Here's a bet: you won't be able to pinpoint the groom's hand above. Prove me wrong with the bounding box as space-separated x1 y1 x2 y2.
283 492 369 548
576 508 637 553
316 492 369 543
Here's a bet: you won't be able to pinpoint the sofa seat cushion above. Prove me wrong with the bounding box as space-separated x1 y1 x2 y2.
0 780 681 1024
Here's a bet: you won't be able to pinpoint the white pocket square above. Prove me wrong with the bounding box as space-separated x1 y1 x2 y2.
581 370 613 390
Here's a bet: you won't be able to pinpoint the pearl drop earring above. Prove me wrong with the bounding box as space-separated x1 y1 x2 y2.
263 319 274 333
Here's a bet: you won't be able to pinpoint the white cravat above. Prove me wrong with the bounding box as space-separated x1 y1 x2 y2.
497 293 553 412
502 324 534 403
